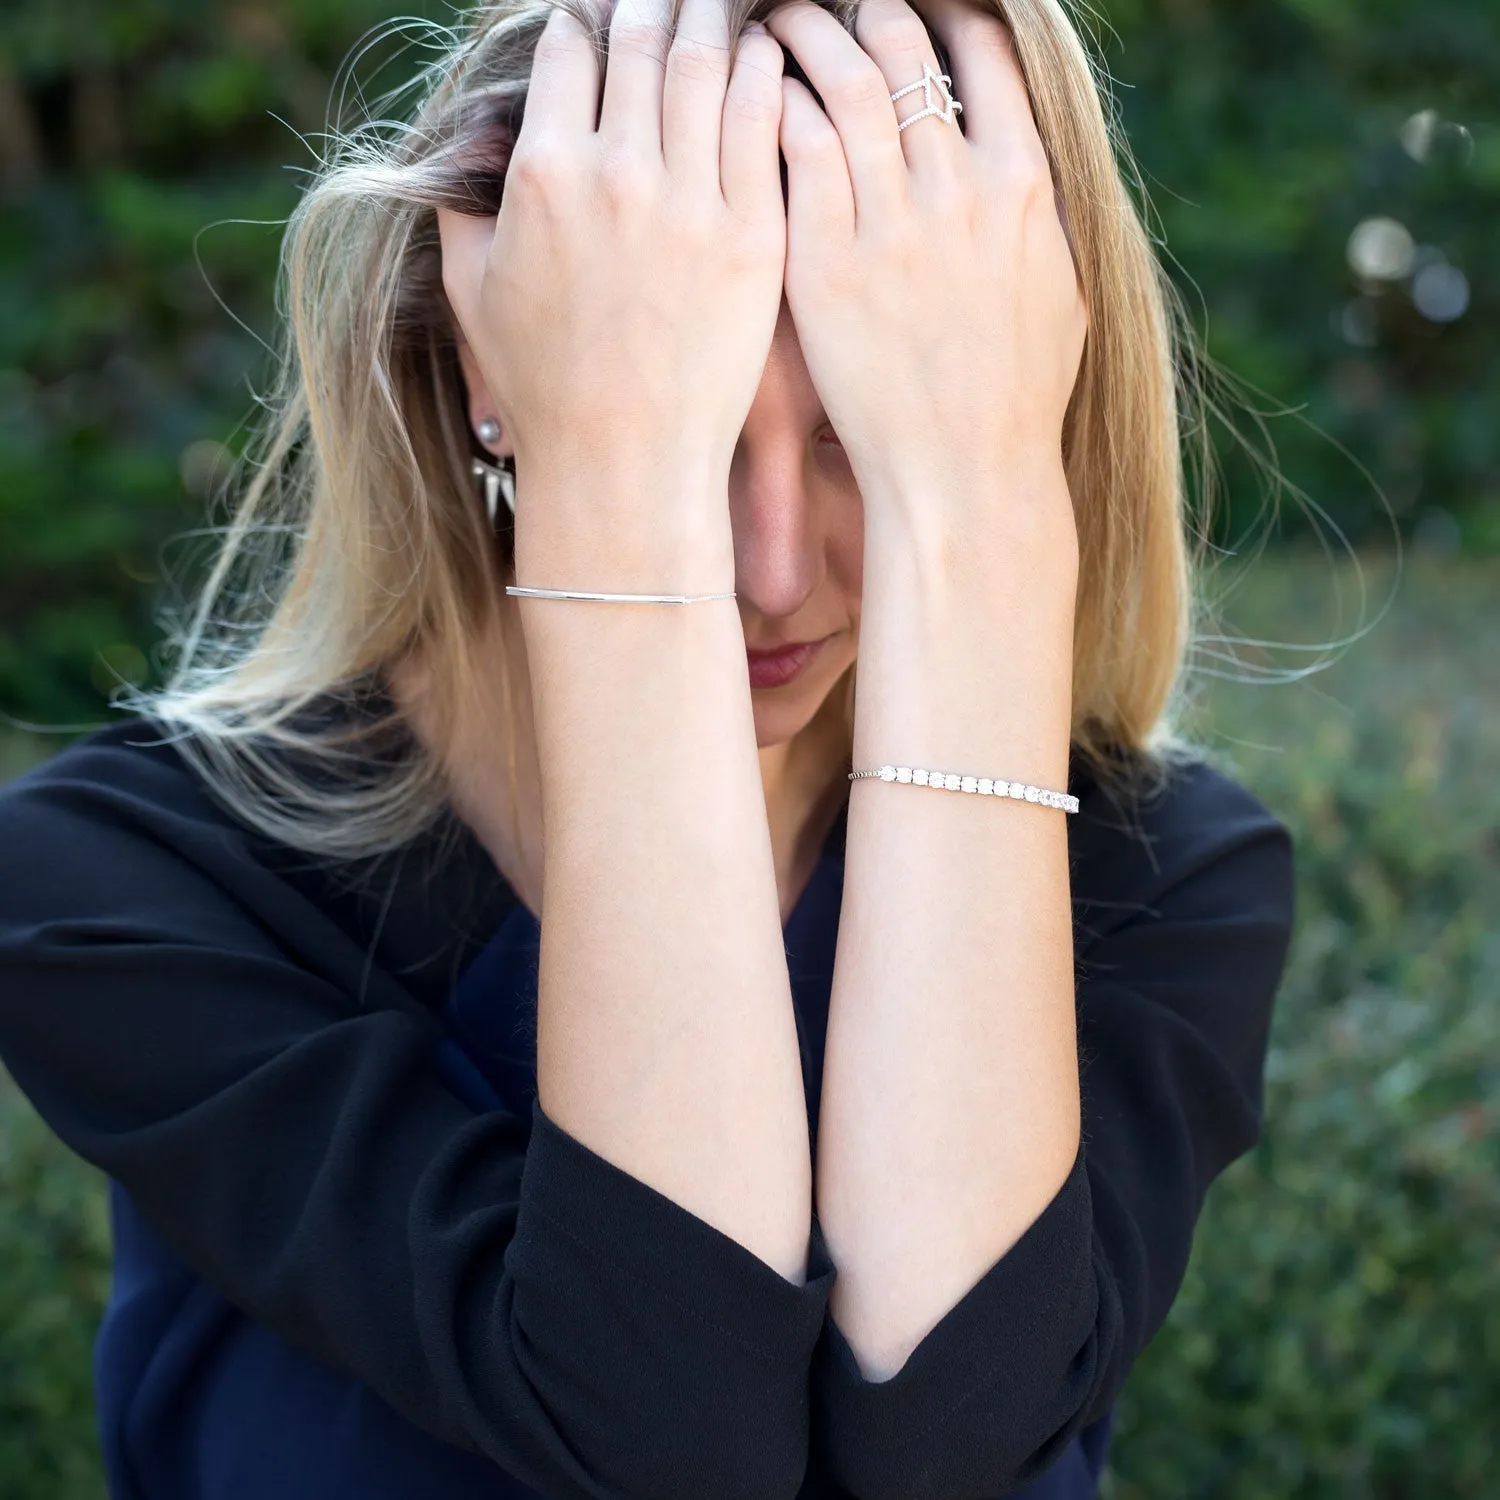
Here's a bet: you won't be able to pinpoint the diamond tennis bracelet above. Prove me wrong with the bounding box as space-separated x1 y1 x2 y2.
848 764 1079 814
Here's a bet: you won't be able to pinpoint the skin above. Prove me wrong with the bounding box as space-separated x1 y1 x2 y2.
402 0 1087 1381
447 298 864 928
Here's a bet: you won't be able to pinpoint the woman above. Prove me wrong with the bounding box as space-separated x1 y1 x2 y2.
0 0 1296 1494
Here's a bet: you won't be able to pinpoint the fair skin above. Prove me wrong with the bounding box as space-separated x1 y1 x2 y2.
398 0 1085 1380
439 298 863 927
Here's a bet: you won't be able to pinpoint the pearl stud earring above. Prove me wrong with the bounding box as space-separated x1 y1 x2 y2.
471 416 515 524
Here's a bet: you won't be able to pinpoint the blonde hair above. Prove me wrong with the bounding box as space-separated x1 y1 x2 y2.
118 0 1218 864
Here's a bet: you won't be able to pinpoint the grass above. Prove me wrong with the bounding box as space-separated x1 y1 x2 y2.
2 546 1497 1499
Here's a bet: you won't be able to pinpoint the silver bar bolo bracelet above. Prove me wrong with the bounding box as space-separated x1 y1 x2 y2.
849 764 1079 814
506 586 739 603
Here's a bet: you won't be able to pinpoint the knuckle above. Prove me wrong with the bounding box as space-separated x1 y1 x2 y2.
995 141 1051 196
1027 152 1060 203
667 36 729 87
956 9 1012 61
729 28 782 78
505 140 572 198
779 124 838 166
608 17 669 63
834 61 895 112
725 86 780 130
594 149 657 211
724 66 781 127
533 8 587 59
991 20 1022 65
859 9 931 60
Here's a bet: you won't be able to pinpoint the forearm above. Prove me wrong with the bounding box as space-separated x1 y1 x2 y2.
518 470 813 1283
816 473 1083 1378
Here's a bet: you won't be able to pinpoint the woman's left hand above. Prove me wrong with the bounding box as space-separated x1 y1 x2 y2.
763 0 1087 547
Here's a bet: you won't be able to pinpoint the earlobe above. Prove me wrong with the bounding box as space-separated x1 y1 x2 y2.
455 336 513 458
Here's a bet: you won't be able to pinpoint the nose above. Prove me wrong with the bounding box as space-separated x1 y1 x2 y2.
728 298 847 622
729 423 825 622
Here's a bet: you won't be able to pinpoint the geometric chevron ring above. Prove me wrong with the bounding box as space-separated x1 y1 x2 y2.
889 62 964 133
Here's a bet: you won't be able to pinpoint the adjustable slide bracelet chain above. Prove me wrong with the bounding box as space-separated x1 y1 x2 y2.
849 764 1080 815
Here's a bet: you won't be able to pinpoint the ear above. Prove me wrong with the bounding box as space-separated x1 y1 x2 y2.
455 333 516 460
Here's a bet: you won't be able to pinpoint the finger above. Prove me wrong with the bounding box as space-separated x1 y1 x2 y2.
778 73 856 247
853 0 967 181
720 26 787 216
762 0 908 227
908 0 1043 162
661 0 734 188
512 2 604 146
598 0 674 153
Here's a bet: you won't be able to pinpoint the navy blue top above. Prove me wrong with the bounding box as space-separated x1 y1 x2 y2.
93 841 1113 1499
0 709 1294 1500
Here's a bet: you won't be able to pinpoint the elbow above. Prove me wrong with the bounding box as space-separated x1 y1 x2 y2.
443 1290 819 1500
815 1328 1118 1500
482 1099 833 1499
812 1220 1127 1500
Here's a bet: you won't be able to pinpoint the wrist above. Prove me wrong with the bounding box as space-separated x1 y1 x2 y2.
859 459 1079 599
520 589 751 762
512 461 736 600
852 499 1077 792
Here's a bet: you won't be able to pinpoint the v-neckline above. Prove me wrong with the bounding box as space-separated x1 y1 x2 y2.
781 792 850 932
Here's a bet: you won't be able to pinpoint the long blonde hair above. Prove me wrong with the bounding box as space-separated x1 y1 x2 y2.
118 0 1216 863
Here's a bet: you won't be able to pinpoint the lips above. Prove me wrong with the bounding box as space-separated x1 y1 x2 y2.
746 636 825 689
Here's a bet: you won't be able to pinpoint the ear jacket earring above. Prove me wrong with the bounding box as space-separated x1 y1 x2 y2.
472 417 516 525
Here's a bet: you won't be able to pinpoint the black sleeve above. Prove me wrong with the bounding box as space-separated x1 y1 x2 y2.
0 764 834 1500
809 765 1297 1500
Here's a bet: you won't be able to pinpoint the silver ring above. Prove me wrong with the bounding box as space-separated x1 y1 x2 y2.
890 62 963 134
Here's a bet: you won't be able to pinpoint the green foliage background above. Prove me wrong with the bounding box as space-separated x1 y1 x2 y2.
0 0 1496 1495
0 0 1496 730
5 553 1498 1498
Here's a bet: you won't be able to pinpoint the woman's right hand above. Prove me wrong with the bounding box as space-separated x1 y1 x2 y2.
437 0 788 576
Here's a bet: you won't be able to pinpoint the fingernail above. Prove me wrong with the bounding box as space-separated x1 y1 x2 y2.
746 20 768 33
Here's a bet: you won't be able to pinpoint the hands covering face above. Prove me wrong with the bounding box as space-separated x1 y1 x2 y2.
437 0 1086 576
766 0 1086 541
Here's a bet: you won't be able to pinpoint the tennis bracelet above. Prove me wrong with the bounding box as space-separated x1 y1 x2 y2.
502 585 1077 815
849 764 1079 814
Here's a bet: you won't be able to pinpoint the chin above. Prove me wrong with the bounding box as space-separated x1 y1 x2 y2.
752 691 820 749
750 651 853 750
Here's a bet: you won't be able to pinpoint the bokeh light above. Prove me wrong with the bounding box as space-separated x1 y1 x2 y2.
1347 217 1417 282
1412 261 1471 323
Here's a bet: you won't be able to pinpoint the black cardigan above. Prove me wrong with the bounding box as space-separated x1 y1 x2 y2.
0 711 1295 1500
